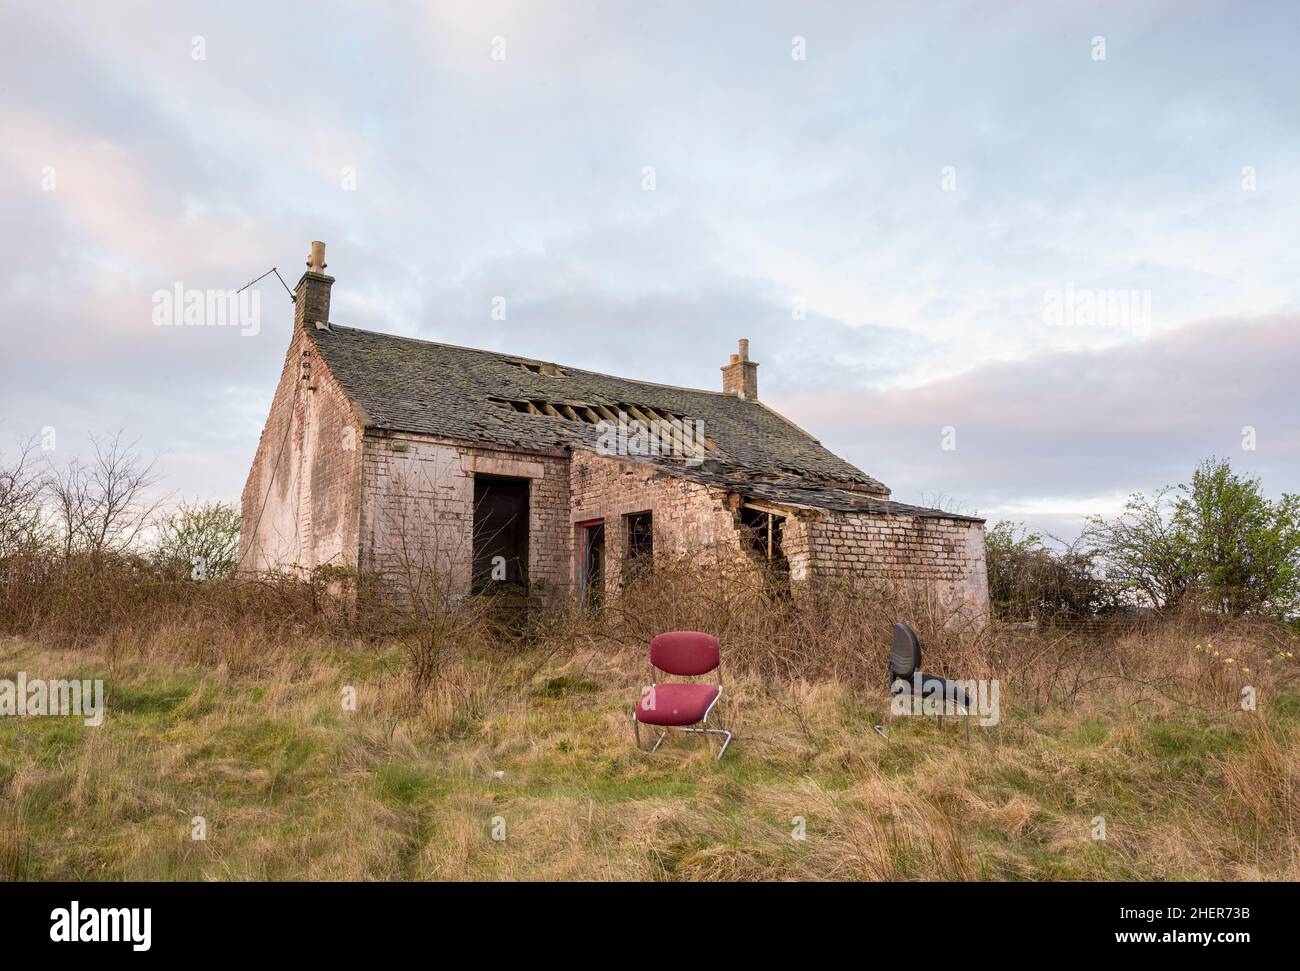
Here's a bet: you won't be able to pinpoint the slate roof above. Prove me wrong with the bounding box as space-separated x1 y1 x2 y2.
667 463 983 521
309 324 981 522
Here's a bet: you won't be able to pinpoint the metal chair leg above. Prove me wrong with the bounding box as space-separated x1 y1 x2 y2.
678 725 732 760
633 691 732 761
633 714 670 754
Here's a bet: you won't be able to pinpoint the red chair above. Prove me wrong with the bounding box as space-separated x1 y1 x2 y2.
633 631 732 760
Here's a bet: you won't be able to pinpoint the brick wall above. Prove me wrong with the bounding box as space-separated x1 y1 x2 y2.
238 325 365 573
805 511 990 617
568 450 751 593
359 432 572 599
567 450 988 617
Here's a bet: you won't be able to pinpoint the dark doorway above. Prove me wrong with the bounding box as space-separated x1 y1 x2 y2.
472 476 530 593
578 520 605 608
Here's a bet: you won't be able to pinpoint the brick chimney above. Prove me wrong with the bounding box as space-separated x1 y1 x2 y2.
721 338 758 400
294 240 334 331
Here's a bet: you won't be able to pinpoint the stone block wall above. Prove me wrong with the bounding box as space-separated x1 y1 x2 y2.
564 451 988 619
359 432 572 599
805 511 990 617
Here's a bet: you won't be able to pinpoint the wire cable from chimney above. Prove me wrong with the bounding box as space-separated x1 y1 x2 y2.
237 267 295 302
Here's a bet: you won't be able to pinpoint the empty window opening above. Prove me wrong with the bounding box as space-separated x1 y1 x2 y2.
577 519 605 609
740 506 789 579
625 511 653 577
472 475 530 593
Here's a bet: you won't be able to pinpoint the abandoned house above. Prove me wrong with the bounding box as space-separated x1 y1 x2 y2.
239 242 990 617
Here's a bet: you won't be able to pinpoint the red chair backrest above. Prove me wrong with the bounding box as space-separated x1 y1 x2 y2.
650 631 720 676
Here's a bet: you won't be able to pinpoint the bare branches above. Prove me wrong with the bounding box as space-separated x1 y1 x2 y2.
1080 486 1191 611
0 437 49 557
0 430 170 569
377 465 491 695
83 432 167 561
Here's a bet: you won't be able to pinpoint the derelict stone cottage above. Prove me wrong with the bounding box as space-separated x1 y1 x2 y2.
239 242 990 617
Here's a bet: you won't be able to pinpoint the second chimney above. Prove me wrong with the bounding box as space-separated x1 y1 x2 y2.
721 338 758 400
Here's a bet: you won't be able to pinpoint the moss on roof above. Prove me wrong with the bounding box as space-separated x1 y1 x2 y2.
311 324 889 492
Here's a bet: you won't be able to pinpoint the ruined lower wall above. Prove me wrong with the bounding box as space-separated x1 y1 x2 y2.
359 432 572 599
568 450 760 593
567 451 988 618
804 511 990 618
239 328 365 574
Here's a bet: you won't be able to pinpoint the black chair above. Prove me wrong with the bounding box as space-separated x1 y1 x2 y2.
887 622 972 741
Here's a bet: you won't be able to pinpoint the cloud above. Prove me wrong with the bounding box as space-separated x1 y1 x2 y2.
776 313 1300 537
0 0 1296 521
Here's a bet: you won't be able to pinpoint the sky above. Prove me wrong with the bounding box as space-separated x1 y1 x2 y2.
2 0 1297 542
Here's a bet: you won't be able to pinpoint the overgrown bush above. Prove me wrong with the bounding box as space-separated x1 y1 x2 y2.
984 522 1114 621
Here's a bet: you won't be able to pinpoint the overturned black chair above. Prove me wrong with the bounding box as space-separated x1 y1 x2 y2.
887 622 973 741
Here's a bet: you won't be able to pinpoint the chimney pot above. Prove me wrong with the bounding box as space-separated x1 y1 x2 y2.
307 241 327 274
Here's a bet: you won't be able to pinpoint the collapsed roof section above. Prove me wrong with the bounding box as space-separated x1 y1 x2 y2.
310 324 893 495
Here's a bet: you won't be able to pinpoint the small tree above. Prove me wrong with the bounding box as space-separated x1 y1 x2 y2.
1082 487 1194 611
154 500 241 580
48 432 164 565
1173 457 1300 617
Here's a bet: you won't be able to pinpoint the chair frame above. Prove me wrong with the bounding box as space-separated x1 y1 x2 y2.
887 676 973 744
633 640 733 761
888 623 973 745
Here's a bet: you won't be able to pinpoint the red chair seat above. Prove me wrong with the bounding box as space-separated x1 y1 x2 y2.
634 683 720 727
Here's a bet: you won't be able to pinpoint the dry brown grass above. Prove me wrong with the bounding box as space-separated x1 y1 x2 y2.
1 553 1299 881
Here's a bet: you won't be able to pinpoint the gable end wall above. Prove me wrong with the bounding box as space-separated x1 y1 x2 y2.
238 328 365 573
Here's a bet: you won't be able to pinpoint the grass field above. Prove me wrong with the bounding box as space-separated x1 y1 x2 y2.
3 620 1297 881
